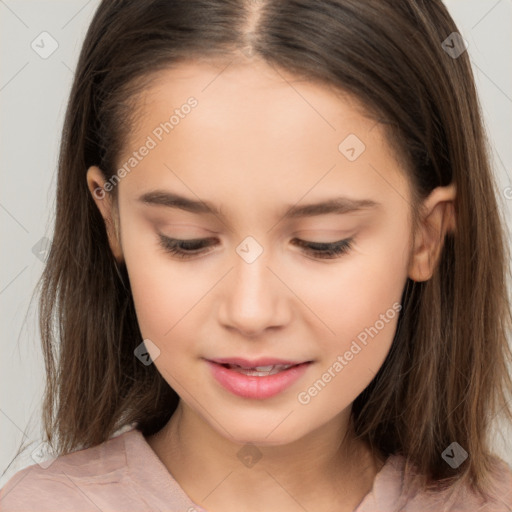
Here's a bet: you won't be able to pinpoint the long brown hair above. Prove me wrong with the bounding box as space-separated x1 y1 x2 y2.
8 0 512 502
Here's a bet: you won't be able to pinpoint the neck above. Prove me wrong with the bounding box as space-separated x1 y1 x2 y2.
146 402 384 512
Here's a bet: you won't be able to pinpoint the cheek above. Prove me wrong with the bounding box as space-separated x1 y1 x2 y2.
121 227 204 347
297 249 406 409
306 222 410 363
125 254 209 385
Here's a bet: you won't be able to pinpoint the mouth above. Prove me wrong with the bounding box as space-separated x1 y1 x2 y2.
215 362 303 376
205 358 313 399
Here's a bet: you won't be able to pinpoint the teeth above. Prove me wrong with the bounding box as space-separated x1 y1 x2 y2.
228 364 294 376
253 365 274 372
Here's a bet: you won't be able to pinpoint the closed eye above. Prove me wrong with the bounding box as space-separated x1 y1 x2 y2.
158 235 353 260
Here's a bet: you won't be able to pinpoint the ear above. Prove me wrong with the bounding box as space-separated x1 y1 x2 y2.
86 166 124 263
408 182 456 282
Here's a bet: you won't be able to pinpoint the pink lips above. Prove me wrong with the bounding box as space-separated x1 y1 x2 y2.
205 358 312 400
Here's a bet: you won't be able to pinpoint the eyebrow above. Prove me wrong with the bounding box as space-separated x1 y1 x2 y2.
138 190 380 219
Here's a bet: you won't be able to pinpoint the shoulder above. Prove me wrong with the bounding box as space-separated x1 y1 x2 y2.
362 454 512 511
0 429 134 511
0 464 93 511
402 454 512 511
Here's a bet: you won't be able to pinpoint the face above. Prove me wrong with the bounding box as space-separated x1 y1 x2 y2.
88 59 422 446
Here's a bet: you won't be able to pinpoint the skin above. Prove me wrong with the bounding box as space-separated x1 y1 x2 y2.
87 58 456 512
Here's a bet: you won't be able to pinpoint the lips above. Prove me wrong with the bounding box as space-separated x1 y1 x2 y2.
205 358 313 399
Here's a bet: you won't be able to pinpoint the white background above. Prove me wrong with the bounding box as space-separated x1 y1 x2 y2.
1 0 511 487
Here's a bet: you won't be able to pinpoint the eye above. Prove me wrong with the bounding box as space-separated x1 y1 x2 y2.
158 235 353 260
291 238 353 259
158 235 217 259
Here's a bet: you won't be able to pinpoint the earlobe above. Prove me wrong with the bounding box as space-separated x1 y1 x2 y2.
408 183 456 282
86 166 124 263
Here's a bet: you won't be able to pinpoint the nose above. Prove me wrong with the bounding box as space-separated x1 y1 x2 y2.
217 247 291 338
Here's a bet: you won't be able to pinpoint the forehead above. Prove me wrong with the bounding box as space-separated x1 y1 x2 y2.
132 59 373 141
117 60 411 219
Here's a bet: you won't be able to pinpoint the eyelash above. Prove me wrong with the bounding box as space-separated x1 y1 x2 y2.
158 235 353 260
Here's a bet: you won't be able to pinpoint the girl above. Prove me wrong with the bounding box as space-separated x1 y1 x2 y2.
1 0 512 510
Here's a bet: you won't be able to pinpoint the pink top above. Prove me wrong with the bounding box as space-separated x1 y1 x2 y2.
1 427 511 511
